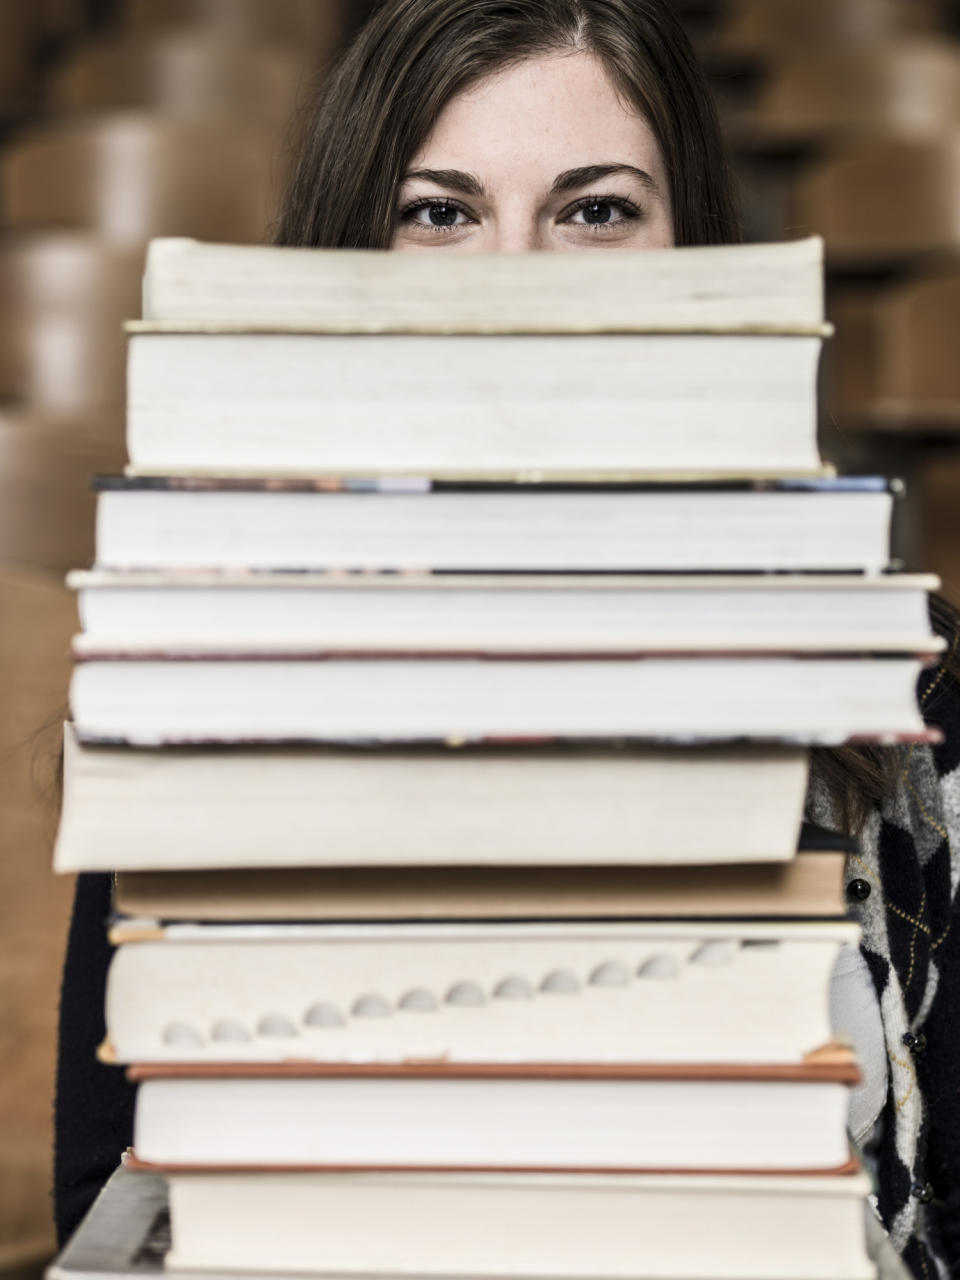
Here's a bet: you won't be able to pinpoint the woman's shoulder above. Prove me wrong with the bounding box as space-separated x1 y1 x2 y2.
874 591 960 889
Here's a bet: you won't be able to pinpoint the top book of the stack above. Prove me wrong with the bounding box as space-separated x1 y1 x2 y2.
127 237 830 479
141 236 826 333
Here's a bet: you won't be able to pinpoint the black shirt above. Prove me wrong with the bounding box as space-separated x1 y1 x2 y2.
54 873 135 1246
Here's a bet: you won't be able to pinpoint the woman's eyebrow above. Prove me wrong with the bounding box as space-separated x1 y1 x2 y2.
551 164 660 194
402 168 486 197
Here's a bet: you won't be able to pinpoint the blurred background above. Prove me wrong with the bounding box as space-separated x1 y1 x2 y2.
3 0 960 1274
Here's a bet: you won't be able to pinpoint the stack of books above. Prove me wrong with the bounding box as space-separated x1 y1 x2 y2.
54 236 939 1279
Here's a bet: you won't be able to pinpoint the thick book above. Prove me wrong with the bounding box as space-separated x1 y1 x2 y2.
55 726 812 870
45 1162 910 1280
67 648 934 744
69 569 940 652
156 1165 874 1278
141 236 827 331
111 843 852 923
124 328 825 477
127 1060 859 1174
92 476 897 573
100 919 860 1066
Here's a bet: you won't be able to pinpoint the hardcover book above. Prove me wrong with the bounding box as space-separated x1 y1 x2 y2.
47 1162 908 1280
67 647 935 745
55 726 813 871
100 919 859 1065
127 1060 861 1174
69 570 940 652
156 1165 874 1278
92 475 897 573
124 327 825 477
141 236 827 331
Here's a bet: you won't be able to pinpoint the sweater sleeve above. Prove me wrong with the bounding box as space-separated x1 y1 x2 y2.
53 872 136 1247
917 649 960 1271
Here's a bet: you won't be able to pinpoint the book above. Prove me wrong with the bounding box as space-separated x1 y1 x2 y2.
127 1061 859 1174
141 236 827 331
69 569 940 652
100 920 860 1065
46 1161 911 1280
110 841 853 923
67 648 934 745
124 328 826 477
92 476 897 573
155 1165 874 1278
54 726 812 870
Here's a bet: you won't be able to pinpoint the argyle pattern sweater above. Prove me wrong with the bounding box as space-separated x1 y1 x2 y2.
806 632 960 1279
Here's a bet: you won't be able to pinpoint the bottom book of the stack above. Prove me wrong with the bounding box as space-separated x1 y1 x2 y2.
133 1161 874 1279
52 1161 913 1280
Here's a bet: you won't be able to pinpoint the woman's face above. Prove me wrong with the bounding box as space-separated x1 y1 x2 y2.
392 51 674 252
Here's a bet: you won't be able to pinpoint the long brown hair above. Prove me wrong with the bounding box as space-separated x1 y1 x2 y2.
276 0 960 834
274 0 742 248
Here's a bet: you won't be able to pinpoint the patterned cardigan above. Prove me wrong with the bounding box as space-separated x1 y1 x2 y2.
805 625 960 1279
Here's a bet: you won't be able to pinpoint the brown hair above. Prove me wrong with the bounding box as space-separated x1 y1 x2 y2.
274 0 742 249
276 0 960 835
813 592 960 833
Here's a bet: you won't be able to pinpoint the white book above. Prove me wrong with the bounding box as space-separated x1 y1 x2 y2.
102 920 859 1066
45 1162 910 1280
131 1069 856 1173
142 236 827 331
93 478 896 573
160 1167 874 1278
69 570 940 652
68 651 930 745
124 328 825 476
54 726 811 871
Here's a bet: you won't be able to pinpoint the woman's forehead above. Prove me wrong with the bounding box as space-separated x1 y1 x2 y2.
407 51 666 193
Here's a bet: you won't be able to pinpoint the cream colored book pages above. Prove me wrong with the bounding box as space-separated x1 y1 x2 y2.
103 921 859 1065
133 1075 854 1170
66 654 928 742
45 1163 906 1280
65 569 941 590
53 727 810 871
141 236 827 332
91 485 897 574
124 331 823 475
68 571 941 653
164 1170 874 1279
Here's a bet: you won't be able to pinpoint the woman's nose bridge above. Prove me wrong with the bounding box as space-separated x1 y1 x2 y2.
486 209 548 251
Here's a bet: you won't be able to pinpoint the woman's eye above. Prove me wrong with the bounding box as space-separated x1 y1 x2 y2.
403 201 472 230
564 197 641 228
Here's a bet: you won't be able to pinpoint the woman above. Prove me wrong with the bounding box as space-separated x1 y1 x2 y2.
56 1 960 1273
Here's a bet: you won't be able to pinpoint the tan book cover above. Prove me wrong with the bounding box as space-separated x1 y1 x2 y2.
112 852 849 928
125 1151 862 1178
127 1055 861 1084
